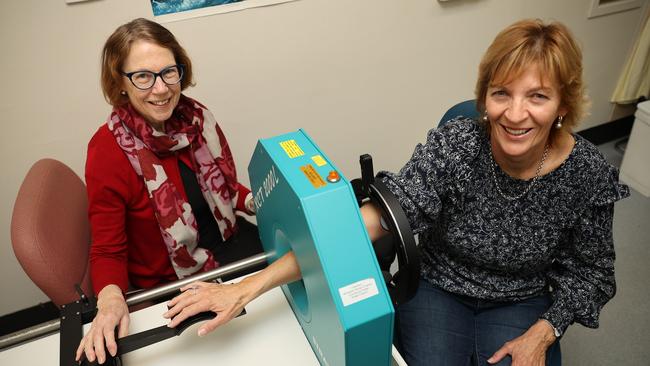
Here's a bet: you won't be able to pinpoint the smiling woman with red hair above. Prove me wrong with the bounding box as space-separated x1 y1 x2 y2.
382 19 627 366
165 20 629 366
164 19 629 366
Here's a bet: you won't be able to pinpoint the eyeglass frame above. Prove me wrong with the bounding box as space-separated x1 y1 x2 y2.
121 64 185 91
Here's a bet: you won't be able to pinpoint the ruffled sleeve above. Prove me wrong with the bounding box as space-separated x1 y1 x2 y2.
541 164 629 335
377 118 480 235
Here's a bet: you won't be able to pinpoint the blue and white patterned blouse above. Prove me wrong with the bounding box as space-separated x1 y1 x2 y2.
378 117 629 334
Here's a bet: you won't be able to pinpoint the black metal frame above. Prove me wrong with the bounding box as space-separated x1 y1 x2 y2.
61 254 270 365
60 289 242 366
352 154 420 307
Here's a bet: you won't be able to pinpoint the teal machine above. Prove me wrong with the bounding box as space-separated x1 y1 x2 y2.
248 129 419 366
59 129 417 366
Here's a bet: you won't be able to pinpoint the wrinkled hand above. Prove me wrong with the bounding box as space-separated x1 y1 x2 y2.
75 285 129 364
163 281 253 337
488 320 556 366
164 252 301 337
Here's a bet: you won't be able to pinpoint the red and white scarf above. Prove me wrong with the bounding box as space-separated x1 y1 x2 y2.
108 95 241 278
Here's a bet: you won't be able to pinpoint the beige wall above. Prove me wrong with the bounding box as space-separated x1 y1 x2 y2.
1 0 647 315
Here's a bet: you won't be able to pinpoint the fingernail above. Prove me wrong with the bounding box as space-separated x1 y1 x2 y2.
198 328 206 337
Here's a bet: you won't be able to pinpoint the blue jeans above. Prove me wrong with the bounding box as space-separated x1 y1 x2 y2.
395 280 561 366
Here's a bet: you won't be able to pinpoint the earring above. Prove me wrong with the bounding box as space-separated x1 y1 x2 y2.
555 115 564 129
120 90 127 96
482 112 489 123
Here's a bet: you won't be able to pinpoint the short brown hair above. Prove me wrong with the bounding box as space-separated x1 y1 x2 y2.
475 19 588 140
101 18 194 106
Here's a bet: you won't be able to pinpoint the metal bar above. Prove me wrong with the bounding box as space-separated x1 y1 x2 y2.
126 252 272 306
0 252 272 351
0 318 60 350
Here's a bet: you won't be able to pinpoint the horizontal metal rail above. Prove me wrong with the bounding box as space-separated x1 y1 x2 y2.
126 252 272 306
0 252 272 351
0 318 60 350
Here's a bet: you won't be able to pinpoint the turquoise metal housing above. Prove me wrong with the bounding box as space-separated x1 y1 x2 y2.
248 129 394 366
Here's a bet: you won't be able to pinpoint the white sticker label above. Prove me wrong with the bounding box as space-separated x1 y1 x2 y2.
338 278 379 307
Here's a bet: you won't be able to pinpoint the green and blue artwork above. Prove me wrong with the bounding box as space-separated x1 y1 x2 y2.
151 0 244 16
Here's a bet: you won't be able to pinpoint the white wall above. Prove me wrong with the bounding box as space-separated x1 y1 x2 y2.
1 0 647 316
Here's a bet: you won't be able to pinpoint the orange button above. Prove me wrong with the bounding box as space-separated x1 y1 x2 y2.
327 170 340 183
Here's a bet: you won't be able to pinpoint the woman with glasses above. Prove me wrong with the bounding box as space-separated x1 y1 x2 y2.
76 18 262 364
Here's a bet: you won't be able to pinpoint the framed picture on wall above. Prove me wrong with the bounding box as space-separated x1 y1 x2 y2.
587 0 643 18
151 0 300 22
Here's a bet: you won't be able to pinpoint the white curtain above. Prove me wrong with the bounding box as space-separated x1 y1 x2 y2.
611 10 650 104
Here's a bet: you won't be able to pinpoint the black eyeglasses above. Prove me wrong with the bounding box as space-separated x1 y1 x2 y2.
122 64 184 90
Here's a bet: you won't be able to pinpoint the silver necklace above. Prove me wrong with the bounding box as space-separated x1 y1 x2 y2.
490 144 549 201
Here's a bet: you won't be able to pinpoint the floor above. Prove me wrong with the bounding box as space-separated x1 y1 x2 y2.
561 138 650 365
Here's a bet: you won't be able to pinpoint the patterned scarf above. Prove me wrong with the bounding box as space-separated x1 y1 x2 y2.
108 94 241 278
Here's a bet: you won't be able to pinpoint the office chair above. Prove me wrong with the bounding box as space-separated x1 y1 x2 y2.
11 158 93 307
439 99 478 128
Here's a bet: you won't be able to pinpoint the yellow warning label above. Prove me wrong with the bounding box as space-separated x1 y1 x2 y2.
311 155 327 167
300 164 326 189
280 140 305 158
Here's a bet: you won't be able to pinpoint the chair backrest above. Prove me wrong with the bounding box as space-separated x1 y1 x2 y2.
11 158 93 307
439 99 478 128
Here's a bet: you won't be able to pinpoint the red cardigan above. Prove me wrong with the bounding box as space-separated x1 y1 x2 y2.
85 124 251 294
